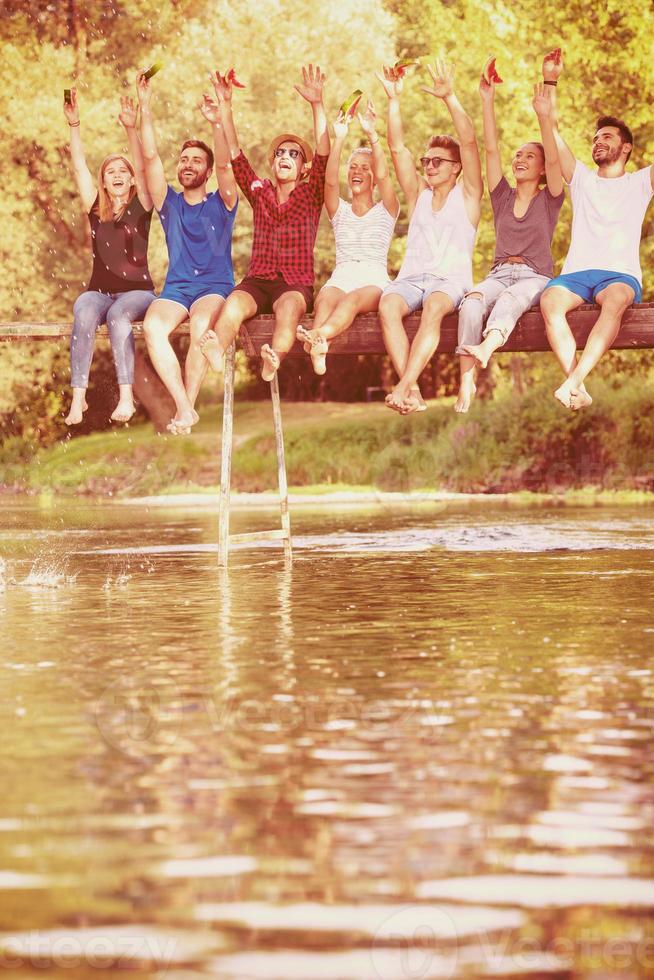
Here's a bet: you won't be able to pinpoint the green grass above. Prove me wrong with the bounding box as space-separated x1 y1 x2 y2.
3 374 654 499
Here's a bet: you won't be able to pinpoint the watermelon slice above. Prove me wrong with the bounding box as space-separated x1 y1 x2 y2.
226 67 246 89
394 58 420 78
340 89 363 120
547 47 562 64
143 62 163 80
483 57 503 84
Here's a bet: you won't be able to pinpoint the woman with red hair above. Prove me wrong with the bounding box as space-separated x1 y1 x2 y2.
63 90 156 425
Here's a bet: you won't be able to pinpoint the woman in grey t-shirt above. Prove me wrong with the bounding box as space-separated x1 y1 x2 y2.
455 55 565 413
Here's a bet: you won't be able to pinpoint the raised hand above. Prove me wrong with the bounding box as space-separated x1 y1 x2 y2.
63 88 79 125
532 81 552 119
333 110 350 140
118 95 138 129
135 70 152 106
210 70 232 104
542 48 563 82
358 99 378 137
479 60 497 102
294 63 326 104
199 93 222 125
422 58 455 100
375 65 403 100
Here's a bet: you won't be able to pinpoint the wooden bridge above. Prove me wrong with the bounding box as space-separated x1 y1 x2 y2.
2 304 653 565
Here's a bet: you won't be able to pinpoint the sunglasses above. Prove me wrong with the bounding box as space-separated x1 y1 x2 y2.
419 155 457 168
274 147 303 159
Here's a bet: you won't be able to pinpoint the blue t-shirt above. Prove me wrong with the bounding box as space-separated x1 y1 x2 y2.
159 186 237 287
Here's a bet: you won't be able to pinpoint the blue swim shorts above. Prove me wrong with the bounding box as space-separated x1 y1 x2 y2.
543 269 642 305
159 280 233 310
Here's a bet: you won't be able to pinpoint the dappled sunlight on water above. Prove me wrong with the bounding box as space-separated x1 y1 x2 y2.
0 500 653 978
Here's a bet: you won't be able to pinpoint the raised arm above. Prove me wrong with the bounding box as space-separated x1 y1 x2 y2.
358 99 399 216
117 95 153 211
422 59 483 217
323 112 348 218
293 64 329 156
375 66 420 212
63 90 96 212
135 71 168 211
478 61 503 193
532 83 564 197
198 94 238 211
540 49 575 183
209 71 240 160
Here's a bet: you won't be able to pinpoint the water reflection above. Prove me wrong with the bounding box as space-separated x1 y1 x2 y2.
0 501 653 978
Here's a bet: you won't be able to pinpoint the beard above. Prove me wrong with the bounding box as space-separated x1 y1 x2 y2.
592 143 622 165
178 168 207 189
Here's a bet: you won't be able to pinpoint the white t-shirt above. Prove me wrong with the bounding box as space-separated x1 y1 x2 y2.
398 184 477 288
562 160 653 284
332 199 397 267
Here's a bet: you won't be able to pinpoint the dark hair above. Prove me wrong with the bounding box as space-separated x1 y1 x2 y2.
180 139 214 170
596 116 633 161
428 134 461 168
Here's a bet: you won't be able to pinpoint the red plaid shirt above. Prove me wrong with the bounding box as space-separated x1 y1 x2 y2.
232 150 327 286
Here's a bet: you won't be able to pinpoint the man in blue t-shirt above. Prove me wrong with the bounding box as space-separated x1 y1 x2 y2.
137 70 238 433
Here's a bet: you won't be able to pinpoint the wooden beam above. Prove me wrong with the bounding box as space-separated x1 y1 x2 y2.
1 303 654 351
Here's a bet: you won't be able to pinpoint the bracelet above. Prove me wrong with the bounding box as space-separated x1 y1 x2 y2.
216 162 232 171
369 137 380 145
68 121 81 127
544 80 557 86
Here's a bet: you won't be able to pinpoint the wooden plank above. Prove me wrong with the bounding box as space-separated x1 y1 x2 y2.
218 342 236 568
228 529 289 544
270 371 292 564
1 303 654 351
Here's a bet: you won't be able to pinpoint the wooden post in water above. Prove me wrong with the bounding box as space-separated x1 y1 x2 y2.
270 372 292 564
218 342 236 567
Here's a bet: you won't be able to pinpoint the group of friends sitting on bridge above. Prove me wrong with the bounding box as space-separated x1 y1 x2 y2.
63 49 654 433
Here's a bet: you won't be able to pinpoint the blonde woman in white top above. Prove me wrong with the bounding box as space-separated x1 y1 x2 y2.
297 101 399 374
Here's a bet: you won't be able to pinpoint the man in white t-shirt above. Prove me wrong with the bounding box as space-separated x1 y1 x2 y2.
539 61 653 409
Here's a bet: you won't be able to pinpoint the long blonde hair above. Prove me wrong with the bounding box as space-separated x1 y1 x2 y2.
95 154 136 222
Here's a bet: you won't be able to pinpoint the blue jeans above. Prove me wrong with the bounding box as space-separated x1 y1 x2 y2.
456 263 550 354
70 290 156 388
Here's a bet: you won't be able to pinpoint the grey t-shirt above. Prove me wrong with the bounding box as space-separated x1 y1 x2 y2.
491 176 565 277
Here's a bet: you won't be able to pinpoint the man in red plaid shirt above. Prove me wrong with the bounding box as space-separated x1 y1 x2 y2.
200 64 330 381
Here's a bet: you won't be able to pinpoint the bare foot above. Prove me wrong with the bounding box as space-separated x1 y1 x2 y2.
296 324 313 354
308 335 328 376
111 398 136 423
385 384 411 414
403 387 427 414
199 330 224 372
167 409 200 436
461 343 489 370
454 376 477 414
554 381 574 409
570 386 593 411
64 395 89 426
261 344 280 382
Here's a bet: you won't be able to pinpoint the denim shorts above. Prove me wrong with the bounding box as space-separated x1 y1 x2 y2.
382 273 466 313
544 269 642 305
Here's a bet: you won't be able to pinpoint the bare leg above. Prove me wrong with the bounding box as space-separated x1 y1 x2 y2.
142 299 196 432
540 286 589 409
185 294 226 408
300 286 382 375
562 283 634 408
387 292 453 414
262 291 307 382
199 290 258 371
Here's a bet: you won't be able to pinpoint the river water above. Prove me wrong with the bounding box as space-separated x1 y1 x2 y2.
0 498 653 979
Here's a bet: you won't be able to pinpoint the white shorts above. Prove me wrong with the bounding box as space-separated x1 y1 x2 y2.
321 260 390 295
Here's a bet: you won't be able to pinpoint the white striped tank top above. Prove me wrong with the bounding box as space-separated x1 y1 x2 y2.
331 199 397 268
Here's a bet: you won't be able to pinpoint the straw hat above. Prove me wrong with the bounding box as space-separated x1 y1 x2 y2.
267 132 313 169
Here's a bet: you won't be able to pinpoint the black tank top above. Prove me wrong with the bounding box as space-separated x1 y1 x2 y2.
87 194 154 293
